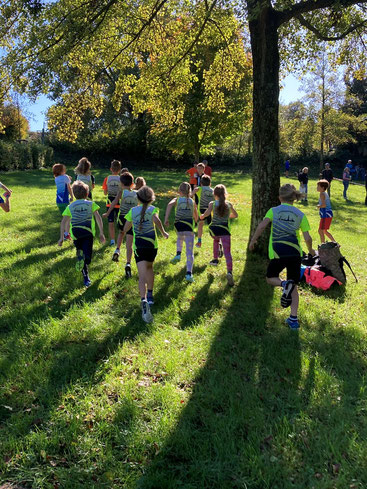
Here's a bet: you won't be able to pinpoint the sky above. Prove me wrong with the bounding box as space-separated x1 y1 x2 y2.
26 74 304 132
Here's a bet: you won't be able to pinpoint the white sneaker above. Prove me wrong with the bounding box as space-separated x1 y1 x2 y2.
226 272 234 286
141 300 153 323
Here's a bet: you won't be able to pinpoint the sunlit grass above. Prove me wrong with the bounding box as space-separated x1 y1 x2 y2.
0 168 366 489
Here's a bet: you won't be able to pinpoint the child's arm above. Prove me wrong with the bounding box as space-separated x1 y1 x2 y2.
317 193 326 208
164 198 176 227
102 190 122 218
249 218 271 251
0 193 11 213
0 182 12 194
153 214 169 239
200 201 213 219
229 204 238 219
58 216 70 246
302 231 315 256
192 187 199 195
193 203 198 223
94 211 106 244
91 174 95 189
67 183 74 202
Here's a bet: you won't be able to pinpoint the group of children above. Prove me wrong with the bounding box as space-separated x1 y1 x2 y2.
54 158 237 323
0 158 343 329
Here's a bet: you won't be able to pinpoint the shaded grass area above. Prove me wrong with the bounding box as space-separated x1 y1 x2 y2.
0 169 366 489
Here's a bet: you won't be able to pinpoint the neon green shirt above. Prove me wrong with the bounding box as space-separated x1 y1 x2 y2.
63 200 100 239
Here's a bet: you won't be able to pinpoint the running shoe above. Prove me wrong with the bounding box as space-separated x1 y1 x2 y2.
83 276 92 288
75 249 85 271
226 272 234 286
280 279 295 308
218 243 224 258
125 263 132 279
185 273 194 283
147 293 154 306
141 300 153 323
195 241 202 248
112 248 120 262
286 317 300 330
209 259 219 266
110 239 115 246
170 254 181 264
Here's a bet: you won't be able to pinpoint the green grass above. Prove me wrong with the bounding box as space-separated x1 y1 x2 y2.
0 168 367 489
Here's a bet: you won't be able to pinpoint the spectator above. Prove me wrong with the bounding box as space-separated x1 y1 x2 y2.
321 162 333 197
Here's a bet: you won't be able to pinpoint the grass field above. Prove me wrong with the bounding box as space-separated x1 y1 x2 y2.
0 168 367 489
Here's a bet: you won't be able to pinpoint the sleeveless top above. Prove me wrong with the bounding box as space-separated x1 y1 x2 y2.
63 200 100 239
119 189 138 216
105 175 121 207
318 192 333 218
174 197 195 232
209 200 232 236
76 173 93 191
197 186 214 210
125 205 159 250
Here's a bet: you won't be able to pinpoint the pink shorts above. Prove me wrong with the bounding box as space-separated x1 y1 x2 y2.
319 217 332 230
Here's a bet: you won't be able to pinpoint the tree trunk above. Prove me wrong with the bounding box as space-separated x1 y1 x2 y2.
320 71 325 172
248 3 280 253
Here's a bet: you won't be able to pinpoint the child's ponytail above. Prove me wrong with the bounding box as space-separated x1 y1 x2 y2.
179 182 191 205
214 184 228 217
137 186 155 230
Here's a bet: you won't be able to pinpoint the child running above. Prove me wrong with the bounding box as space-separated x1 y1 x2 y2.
103 172 138 278
0 181 12 213
118 186 168 323
75 157 95 199
200 184 238 286
102 159 122 246
53 164 73 240
192 174 214 248
249 183 315 330
164 182 198 283
58 181 105 287
135 177 146 190
317 179 335 243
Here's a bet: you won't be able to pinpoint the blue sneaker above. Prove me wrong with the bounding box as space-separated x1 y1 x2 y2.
185 273 194 283
281 280 295 308
171 254 181 264
83 276 91 288
286 317 300 330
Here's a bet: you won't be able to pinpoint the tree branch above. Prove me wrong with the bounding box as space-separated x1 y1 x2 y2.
277 0 367 26
167 0 218 75
296 13 367 40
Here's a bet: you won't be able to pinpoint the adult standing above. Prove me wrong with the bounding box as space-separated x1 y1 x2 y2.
321 162 333 197
342 167 351 200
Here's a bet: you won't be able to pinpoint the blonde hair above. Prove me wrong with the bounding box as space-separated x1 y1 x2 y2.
302 167 308 172
72 180 89 199
135 176 146 190
279 184 301 202
179 182 191 197
137 186 155 229
197 163 205 171
75 157 91 175
213 184 228 217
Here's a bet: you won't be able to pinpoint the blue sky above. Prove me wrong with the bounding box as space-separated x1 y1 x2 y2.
26 74 304 131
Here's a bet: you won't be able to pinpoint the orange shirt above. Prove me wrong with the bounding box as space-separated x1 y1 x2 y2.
186 167 198 185
204 166 212 177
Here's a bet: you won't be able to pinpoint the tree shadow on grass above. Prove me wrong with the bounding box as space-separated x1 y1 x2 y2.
133 254 308 489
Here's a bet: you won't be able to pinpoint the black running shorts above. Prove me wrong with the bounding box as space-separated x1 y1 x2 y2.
266 256 302 284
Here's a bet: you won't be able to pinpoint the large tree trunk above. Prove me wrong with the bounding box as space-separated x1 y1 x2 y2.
248 3 281 253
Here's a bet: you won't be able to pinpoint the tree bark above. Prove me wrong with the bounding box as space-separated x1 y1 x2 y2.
248 2 281 253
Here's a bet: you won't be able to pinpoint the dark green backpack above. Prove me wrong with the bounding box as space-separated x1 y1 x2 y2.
318 242 357 284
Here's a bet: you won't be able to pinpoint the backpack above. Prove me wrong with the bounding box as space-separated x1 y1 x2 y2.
317 242 357 284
